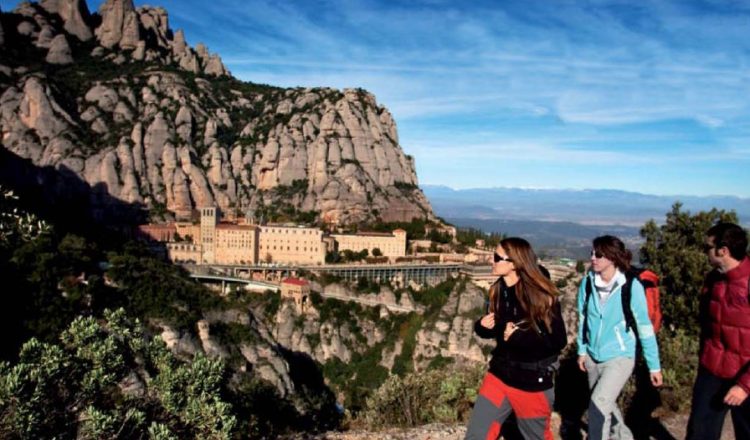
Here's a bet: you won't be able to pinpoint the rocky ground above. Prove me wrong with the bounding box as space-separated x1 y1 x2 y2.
311 412 736 440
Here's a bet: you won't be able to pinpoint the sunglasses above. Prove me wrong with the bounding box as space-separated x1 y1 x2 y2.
493 252 513 263
591 250 605 259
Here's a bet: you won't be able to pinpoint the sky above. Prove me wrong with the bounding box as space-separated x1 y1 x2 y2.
4 0 750 197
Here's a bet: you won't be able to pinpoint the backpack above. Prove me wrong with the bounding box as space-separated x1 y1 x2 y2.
582 268 662 344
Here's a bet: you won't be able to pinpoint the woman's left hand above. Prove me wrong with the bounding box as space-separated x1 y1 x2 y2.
650 371 663 387
503 322 518 341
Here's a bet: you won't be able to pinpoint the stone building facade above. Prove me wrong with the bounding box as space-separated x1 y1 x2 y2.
166 242 202 263
281 278 311 313
214 224 258 265
258 225 325 265
331 229 407 258
141 207 408 266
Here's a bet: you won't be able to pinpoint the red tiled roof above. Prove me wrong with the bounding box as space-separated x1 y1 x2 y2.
282 277 310 286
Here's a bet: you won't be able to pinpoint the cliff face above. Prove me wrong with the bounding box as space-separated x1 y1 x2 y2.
0 0 434 225
260 280 494 375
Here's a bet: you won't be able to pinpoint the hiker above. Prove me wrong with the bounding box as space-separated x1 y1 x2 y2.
465 237 567 440
576 235 662 440
686 222 750 440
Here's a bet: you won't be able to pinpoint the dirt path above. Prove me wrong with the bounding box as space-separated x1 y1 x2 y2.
313 412 736 440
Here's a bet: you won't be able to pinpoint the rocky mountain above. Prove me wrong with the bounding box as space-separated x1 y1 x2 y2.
239 276 579 409
0 0 434 225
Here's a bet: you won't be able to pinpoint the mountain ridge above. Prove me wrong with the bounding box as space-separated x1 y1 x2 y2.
0 0 434 225
423 184 750 227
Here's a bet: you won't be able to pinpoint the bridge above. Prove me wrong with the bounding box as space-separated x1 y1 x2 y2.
307 262 462 285
186 262 464 286
188 272 280 293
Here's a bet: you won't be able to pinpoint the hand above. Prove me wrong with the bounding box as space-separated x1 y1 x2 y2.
724 385 748 406
480 313 495 329
503 322 518 341
650 371 663 387
577 355 587 372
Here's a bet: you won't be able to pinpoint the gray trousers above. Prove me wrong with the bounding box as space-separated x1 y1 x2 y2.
584 356 635 440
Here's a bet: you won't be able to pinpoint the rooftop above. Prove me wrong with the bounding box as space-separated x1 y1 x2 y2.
282 277 310 286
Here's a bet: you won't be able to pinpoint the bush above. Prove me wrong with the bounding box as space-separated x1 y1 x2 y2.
0 309 236 439
412 278 458 311
360 365 484 428
391 314 424 376
622 329 699 414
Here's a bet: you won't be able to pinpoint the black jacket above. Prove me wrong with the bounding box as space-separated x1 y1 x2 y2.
474 279 567 391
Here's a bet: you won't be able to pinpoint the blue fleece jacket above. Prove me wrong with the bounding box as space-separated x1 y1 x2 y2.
576 271 661 372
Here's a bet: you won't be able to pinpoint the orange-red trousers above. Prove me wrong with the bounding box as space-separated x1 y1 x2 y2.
465 372 554 440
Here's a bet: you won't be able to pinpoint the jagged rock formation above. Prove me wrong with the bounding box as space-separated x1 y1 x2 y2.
40 0 93 42
413 281 490 368
0 0 434 224
156 308 297 397
243 274 581 400
45 34 73 64
255 279 492 379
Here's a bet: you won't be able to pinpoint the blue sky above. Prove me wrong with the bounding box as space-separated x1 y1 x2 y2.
5 0 750 197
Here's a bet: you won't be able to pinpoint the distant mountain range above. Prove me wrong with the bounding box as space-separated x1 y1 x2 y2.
423 185 750 258
423 185 750 227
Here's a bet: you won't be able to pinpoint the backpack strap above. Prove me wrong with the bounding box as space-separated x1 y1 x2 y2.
621 272 638 337
582 275 593 345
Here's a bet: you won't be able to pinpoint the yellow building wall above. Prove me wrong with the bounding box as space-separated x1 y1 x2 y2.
331 231 406 258
167 243 202 264
258 226 325 265
214 226 258 265
174 223 201 243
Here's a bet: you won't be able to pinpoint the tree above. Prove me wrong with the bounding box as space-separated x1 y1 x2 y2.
0 186 50 248
0 309 236 439
372 248 383 257
325 250 341 264
639 202 739 333
575 260 586 274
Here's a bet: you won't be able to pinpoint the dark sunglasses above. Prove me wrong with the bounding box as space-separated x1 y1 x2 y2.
493 252 512 263
591 250 605 259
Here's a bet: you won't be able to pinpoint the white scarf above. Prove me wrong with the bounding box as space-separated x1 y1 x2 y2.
594 269 626 305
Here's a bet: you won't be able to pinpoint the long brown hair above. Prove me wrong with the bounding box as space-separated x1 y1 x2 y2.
489 237 559 332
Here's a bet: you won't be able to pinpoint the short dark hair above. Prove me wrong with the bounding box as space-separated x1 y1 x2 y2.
592 235 632 272
706 222 748 261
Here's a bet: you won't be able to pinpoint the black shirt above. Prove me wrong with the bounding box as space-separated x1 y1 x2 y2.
474 281 567 391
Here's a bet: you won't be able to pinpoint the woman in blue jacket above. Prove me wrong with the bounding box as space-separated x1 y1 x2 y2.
576 235 662 440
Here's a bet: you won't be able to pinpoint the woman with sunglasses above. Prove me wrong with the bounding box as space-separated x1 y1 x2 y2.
465 237 567 440
576 235 662 440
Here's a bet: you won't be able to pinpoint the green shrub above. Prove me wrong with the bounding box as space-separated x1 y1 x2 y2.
391 314 424 376
412 278 457 311
210 322 258 346
0 309 236 439
616 329 699 416
360 364 484 428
